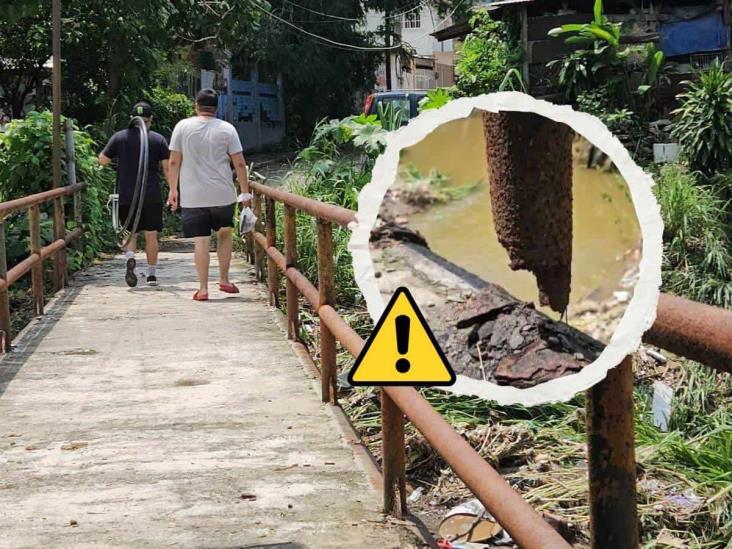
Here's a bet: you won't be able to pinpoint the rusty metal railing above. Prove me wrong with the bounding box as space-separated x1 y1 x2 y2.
0 182 86 351
248 180 572 548
249 180 732 549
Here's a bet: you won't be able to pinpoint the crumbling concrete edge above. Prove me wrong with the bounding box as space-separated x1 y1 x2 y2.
348 92 664 406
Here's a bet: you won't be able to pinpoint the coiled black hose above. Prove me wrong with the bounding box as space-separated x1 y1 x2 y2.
117 116 149 249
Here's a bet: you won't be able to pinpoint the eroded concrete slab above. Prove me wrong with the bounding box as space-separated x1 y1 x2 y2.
0 250 415 548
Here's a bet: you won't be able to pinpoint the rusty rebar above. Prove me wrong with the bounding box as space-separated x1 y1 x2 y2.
483 111 574 313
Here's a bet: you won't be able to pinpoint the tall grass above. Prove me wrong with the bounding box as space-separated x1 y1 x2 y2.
655 163 732 307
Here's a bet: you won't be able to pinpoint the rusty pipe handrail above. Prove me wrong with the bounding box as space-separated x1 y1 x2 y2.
645 293 732 373
0 182 86 351
249 183 572 548
0 182 87 218
250 181 356 228
0 227 84 291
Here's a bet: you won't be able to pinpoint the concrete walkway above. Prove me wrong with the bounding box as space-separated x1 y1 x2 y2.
0 248 414 548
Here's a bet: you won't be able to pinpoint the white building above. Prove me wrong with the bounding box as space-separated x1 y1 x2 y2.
365 4 456 91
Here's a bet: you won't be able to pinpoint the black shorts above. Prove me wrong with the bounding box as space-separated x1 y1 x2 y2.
182 203 236 238
119 203 163 232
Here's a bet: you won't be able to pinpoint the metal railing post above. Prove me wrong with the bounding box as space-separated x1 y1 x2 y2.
252 191 265 282
29 206 44 316
73 190 83 253
284 205 299 340
265 197 279 307
381 389 407 518
51 0 65 293
316 219 337 404
586 355 639 549
0 218 11 352
52 196 66 291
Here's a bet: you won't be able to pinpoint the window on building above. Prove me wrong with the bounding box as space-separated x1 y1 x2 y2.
403 11 421 29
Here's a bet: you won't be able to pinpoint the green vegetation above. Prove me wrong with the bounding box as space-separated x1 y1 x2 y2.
401 164 482 206
655 164 732 308
274 114 387 307
547 0 664 117
142 87 194 141
0 111 116 267
454 9 523 97
672 61 732 175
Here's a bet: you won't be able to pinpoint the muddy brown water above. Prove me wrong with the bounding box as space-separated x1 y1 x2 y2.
401 111 642 313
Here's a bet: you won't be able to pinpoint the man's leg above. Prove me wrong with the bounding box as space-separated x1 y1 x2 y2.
144 231 159 284
124 234 138 287
194 236 211 296
217 227 233 286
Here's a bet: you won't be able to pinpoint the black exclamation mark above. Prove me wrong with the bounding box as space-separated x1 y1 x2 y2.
395 315 411 374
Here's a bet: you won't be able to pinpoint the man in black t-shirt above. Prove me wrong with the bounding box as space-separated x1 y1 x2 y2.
99 102 170 287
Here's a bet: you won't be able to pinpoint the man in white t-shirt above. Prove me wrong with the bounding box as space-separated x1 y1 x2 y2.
166 88 251 301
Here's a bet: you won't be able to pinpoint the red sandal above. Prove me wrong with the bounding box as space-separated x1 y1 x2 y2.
193 291 209 301
219 282 240 294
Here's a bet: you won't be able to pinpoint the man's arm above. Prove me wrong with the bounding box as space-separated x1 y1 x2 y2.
98 152 112 167
99 133 117 167
166 151 182 210
162 159 170 181
230 151 250 198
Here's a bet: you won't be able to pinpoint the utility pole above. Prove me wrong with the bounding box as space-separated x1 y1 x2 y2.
52 0 66 290
384 5 393 91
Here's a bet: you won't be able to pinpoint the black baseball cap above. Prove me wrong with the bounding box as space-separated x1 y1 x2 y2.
196 88 218 108
131 101 153 118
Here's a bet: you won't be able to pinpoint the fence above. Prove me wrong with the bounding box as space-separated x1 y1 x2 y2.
247 180 732 549
0 183 86 352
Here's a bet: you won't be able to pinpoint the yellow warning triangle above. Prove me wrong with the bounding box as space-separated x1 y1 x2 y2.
348 287 456 387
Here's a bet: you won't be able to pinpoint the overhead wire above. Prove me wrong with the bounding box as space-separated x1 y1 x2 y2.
281 0 426 22
252 0 466 52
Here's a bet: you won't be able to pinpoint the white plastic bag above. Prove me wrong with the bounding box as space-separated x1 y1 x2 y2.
239 206 257 235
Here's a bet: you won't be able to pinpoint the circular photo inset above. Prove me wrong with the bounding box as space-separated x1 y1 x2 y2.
350 93 663 406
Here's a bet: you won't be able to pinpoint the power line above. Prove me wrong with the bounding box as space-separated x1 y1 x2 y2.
252 0 466 53
253 1 402 50
281 0 426 23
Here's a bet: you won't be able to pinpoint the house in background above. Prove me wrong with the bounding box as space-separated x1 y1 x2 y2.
366 4 457 91
432 0 731 105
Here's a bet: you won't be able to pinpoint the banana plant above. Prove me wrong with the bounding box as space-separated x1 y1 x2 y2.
548 0 621 47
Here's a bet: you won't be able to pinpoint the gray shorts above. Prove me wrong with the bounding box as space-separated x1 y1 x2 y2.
182 203 235 238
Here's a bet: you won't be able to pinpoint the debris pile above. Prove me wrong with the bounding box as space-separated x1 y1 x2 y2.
442 287 604 388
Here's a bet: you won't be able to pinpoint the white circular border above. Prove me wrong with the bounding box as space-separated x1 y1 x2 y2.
348 92 663 406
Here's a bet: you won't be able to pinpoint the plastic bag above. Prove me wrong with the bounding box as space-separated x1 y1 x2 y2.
239 206 257 235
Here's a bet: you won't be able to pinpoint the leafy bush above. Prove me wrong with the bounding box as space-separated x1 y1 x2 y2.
0 111 116 267
577 88 641 137
273 114 388 306
655 163 732 307
454 10 523 97
418 88 454 113
672 61 732 175
547 0 664 114
142 86 194 141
